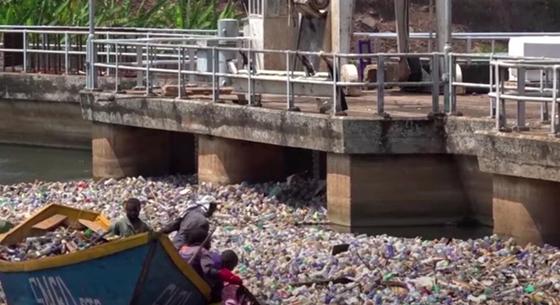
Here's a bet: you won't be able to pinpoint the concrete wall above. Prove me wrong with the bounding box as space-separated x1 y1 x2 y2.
0 99 91 149
0 73 135 148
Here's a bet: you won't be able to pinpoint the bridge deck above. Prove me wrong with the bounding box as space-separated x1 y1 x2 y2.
176 90 552 133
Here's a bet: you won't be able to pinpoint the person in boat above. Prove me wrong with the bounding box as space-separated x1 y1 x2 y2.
220 250 260 305
160 195 218 248
107 198 151 237
179 229 222 302
219 250 242 285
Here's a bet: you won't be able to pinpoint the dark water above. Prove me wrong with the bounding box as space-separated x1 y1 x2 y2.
0 144 91 185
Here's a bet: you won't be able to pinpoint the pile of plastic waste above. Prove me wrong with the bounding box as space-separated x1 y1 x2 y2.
0 227 106 262
0 175 557 305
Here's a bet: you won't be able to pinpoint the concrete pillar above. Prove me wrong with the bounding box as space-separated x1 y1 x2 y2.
493 175 560 246
92 123 195 179
455 155 493 226
198 135 285 184
327 153 469 228
330 0 355 62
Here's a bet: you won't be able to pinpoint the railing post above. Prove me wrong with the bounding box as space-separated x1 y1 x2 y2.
212 47 219 102
64 32 69 75
552 67 558 136
495 62 504 131
105 32 110 76
377 55 385 115
332 54 338 115
431 53 440 113
489 54 496 118
145 44 151 96
188 47 195 84
177 47 183 99
448 53 456 114
247 47 253 106
515 67 527 130
541 69 550 123
135 34 147 89
22 30 27 73
86 0 97 90
443 45 451 112
114 43 119 93
286 52 295 111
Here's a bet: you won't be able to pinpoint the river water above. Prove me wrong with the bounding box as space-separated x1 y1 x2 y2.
0 144 91 185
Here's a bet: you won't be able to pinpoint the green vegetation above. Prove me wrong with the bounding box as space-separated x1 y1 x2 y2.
0 0 238 29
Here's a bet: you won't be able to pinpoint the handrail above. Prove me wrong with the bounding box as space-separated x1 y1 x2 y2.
2 27 560 135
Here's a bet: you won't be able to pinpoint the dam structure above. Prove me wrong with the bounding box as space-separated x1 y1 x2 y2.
1 0 559 246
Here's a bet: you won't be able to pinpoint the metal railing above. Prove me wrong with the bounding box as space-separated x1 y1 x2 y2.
354 31 560 53
89 35 446 116
449 52 559 131
0 26 216 74
3 26 560 135
489 59 560 134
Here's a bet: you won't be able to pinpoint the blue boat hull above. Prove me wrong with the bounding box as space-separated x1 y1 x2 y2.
0 234 210 305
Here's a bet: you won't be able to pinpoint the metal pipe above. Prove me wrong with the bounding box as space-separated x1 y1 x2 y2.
86 0 96 89
542 69 550 122
114 43 119 93
552 67 558 135
146 44 151 95
431 53 440 113
64 32 69 74
212 47 219 102
443 45 450 112
489 54 495 118
177 47 183 99
377 55 385 115
105 32 110 76
516 67 526 129
22 30 27 73
247 47 253 106
495 62 502 130
448 52 456 113
332 54 338 115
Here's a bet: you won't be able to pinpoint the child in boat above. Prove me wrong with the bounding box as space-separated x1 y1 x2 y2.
219 250 243 285
107 198 151 237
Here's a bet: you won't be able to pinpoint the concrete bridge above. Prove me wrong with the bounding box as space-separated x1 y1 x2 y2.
1 4 560 247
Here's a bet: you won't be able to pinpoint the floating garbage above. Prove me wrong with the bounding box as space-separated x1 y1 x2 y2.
0 175 558 305
0 227 106 262
0 221 11 234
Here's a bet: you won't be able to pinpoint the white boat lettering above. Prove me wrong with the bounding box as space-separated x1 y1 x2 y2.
152 284 193 305
28 276 101 305
79 298 102 305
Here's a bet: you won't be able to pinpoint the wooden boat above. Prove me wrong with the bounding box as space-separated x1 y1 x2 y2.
0 204 211 305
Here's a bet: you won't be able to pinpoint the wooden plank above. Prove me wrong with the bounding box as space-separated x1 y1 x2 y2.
79 219 106 233
32 214 67 231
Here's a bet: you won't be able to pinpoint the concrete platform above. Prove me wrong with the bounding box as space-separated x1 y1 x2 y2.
3 72 560 245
